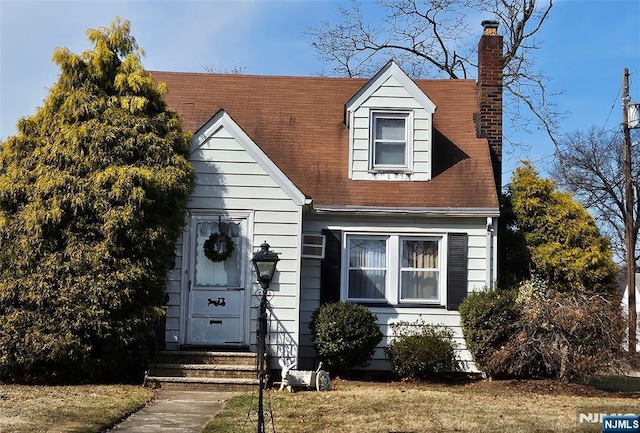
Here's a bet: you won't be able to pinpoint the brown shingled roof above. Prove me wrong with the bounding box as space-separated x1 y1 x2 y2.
150 71 499 210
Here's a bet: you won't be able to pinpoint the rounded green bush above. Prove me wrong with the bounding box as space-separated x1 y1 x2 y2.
458 288 521 376
385 322 461 379
309 302 383 376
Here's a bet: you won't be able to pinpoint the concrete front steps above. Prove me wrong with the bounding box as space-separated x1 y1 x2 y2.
145 350 260 392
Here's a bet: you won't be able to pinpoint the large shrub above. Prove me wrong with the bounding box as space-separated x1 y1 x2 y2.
504 162 617 294
460 279 626 381
0 18 194 383
385 321 461 379
491 286 626 381
309 302 383 376
459 288 521 376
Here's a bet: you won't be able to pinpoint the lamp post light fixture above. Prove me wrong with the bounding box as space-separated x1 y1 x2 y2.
251 241 279 433
252 241 280 290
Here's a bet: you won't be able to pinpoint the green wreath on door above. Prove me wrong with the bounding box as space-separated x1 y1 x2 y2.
203 232 235 262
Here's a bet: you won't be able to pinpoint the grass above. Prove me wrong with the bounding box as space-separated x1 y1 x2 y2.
0 384 153 433
2 378 634 432
202 379 639 433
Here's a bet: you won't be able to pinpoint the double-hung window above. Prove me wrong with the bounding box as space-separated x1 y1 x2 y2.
347 236 387 301
400 238 440 302
345 234 443 304
371 112 412 171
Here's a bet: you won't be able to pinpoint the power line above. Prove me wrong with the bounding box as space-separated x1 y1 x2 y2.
502 151 556 176
501 71 634 188
604 82 623 130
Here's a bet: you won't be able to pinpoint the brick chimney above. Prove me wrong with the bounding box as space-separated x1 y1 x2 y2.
476 20 503 194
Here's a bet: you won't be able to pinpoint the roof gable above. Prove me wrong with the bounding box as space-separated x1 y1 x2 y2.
192 110 307 206
345 61 437 122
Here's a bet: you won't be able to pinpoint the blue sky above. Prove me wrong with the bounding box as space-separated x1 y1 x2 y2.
1 0 639 181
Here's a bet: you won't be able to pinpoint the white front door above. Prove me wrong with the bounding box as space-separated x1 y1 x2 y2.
186 216 247 346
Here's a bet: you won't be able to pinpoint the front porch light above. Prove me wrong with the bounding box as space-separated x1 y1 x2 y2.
251 241 279 289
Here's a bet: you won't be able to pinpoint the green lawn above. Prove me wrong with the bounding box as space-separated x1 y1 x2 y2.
0 384 153 433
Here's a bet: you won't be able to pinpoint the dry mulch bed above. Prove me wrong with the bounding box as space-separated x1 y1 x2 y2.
338 374 639 398
465 378 636 398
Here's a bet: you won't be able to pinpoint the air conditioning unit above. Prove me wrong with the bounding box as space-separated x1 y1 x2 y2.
301 234 326 259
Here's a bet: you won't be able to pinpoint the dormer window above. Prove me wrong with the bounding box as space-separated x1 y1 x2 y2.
371 111 412 171
345 61 436 182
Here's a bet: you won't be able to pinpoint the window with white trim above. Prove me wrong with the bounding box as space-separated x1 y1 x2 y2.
347 236 387 301
400 238 439 302
345 234 443 304
370 112 412 171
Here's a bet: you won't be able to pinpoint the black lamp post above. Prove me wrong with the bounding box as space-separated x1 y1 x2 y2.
251 241 279 433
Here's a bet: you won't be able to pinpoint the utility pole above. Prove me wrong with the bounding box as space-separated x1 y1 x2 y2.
623 67 637 353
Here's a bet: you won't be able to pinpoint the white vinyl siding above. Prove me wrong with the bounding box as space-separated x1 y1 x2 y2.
164 239 184 347
165 120 302 369
298 258 321 367
299 215 493 372
349 75 433 181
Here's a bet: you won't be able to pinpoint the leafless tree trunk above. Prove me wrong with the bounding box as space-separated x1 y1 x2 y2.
308 0 560 149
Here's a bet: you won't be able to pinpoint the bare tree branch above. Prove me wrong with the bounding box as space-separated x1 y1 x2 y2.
307 0 563 148
201 62 246 74
551 126 640 264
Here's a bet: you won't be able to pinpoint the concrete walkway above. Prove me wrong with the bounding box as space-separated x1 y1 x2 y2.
108 390 240 433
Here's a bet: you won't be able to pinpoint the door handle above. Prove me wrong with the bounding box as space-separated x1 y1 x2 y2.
209 320 223 325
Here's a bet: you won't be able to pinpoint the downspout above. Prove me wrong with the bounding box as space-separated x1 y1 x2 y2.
486 217 495 290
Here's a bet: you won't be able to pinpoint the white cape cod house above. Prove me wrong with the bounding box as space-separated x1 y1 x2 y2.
149 22 503 383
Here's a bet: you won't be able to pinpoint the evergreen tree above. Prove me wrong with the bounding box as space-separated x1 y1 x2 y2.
505 161 617 293
0 18 194 382
497 190 530 289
